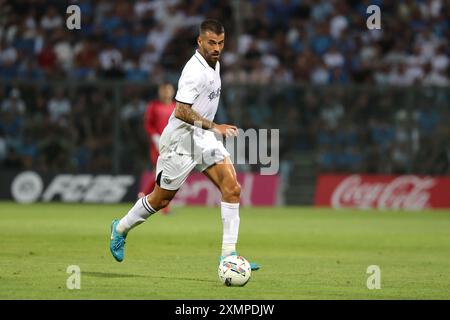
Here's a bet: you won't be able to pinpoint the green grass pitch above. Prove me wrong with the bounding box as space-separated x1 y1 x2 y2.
1 202 450 299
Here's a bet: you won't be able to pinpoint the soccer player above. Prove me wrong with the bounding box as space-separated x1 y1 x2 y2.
110 19 260 271
138 83 176 216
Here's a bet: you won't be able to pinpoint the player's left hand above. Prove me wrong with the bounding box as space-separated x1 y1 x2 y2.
212 124 238 137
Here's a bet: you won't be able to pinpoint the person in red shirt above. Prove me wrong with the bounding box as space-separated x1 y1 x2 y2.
37 41 57 72
138 83 176 213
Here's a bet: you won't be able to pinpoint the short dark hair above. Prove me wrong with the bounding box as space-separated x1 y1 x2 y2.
199 19 224 35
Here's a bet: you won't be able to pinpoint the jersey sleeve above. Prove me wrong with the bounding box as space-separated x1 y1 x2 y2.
175 64 205 105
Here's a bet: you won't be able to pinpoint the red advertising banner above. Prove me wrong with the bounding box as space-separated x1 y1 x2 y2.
315 174 450 210
139 172 279 206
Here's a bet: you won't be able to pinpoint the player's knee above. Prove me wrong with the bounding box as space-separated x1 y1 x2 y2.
222 182 241 199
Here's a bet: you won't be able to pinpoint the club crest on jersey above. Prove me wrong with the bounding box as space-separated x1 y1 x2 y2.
208 87 221 101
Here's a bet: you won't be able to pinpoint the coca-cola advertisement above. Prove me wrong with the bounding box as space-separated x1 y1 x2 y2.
315 174 450 210
139 171 279 206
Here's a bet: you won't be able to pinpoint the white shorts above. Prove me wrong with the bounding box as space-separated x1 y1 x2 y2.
155 133 230 190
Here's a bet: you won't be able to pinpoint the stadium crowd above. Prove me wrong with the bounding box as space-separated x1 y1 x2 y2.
0 0 449 175
1 0 448 85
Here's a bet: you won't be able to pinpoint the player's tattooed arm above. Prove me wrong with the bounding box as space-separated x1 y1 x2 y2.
174 102 238 137
175 101 215 130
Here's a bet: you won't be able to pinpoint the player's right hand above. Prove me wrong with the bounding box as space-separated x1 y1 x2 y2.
212 124 238 137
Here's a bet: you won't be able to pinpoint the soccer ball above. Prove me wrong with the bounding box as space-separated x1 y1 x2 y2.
218 255 251 287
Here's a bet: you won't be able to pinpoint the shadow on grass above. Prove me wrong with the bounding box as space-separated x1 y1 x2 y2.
155 276 217 283
83 271 216 283
83 271 145 278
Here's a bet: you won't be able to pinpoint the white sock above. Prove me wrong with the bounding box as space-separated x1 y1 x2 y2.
117 197 156 234
221 201 240 257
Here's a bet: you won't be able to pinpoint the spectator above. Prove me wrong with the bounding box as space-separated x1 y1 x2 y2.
1 88 26 114
389 63 416 86
323 46 345 69
0 41 18 67
53 30 75 72
73 39 98 79
37 41 57 73
40 6 63 31
139 44 159 73
391 142 411 174
422 63 449 86
47 88 71 124
320 97 344 129
98 43 124 78
431 44 449 72
310 60 330 84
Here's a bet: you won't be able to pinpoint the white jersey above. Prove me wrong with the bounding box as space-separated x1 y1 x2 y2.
160 50 222 155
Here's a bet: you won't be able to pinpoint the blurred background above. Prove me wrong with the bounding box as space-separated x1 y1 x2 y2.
0 0 449 206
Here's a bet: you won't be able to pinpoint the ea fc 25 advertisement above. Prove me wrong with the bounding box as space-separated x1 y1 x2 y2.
315 174 450 210
0 170 279 206
0 171 138 203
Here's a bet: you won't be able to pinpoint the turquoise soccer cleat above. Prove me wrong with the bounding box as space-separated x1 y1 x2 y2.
249 261 261 271
219 251 261 271
110 219 127 262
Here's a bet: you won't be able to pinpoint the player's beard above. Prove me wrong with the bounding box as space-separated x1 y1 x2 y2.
209 57 219 65
203 48 220 66
211 53 220 62
210 50 220 60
